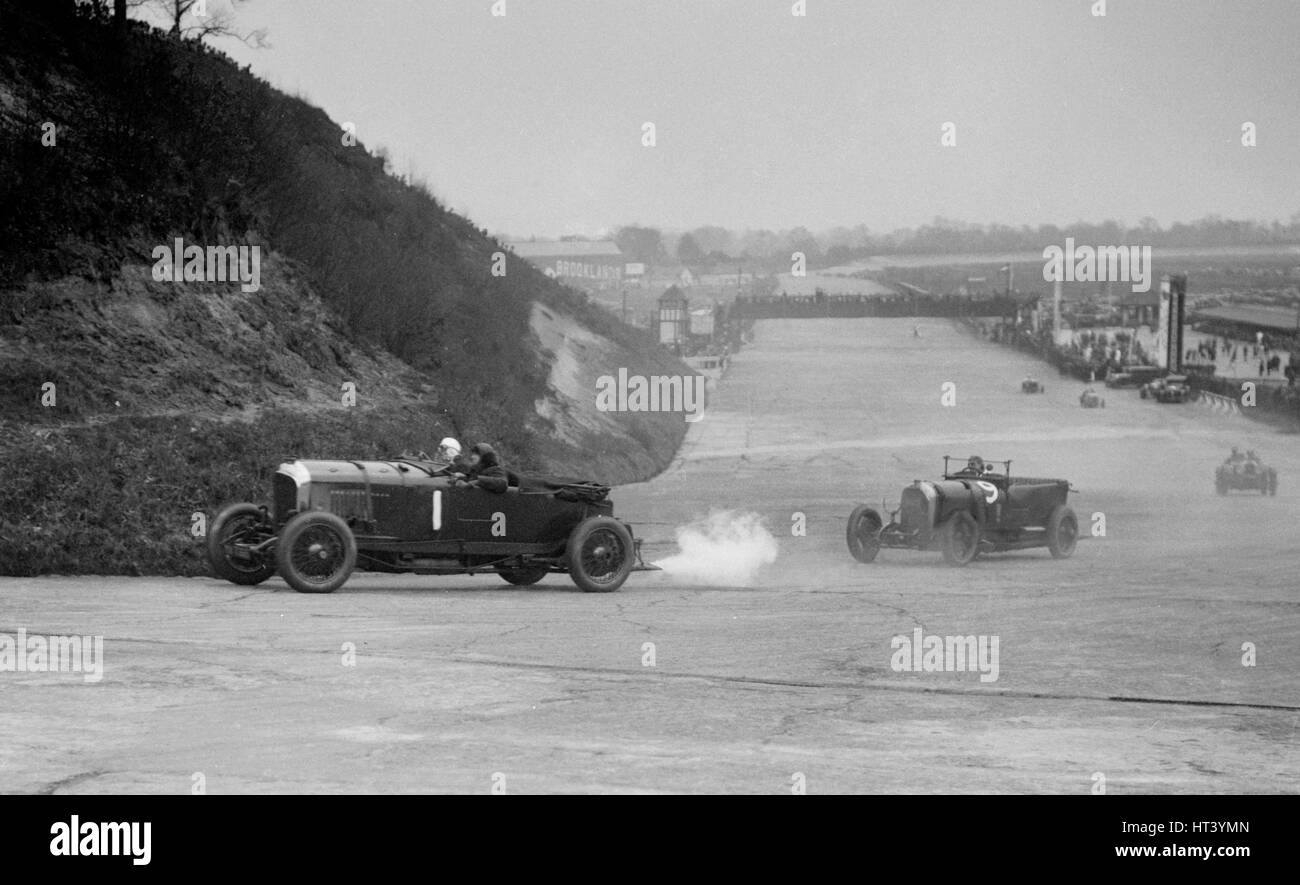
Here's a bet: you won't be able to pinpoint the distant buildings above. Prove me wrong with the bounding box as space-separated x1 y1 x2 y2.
508 239 627 288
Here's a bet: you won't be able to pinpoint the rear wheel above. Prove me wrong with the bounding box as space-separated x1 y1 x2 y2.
566 517 634 593
1046 505 1078 559
275 511 356 594
499 564 550 586
845 505 883 563
208 503 276 586
939 512 980 566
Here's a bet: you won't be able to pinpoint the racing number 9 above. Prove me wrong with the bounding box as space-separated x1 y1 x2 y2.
973 481 999 504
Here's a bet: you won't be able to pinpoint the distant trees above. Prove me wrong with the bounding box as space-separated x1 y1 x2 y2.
614 225 668 266
614 216 1300 273
676 233 704 265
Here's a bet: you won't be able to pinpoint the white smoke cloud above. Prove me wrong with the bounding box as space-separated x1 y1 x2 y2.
653 510 778 586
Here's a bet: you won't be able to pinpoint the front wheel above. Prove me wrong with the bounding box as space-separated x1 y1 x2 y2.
845 505 883 563
275 511 356 594
1046 505 1078 559
566 517 634 593
208 503 276 586
939 511 980 566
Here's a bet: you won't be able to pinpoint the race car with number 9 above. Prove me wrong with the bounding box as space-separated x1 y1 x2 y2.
845 456 1078 566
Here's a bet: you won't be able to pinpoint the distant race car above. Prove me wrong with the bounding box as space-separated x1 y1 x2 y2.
1215 454 1278 496
208 458 659 593
1107 366 1162 389
1079 387 1105 408
1140 374 1190 402
845 456 1078 567
1021 377 1045 393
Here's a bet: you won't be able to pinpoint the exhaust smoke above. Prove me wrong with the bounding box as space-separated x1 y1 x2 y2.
653 510 778 586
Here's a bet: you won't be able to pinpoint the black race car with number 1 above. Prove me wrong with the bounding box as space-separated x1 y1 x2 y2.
207 458 659 594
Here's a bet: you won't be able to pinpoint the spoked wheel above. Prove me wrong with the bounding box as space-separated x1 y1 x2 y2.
845 505 883 563
566 517 634 593
275 511 356 594
1046 505 1078 559
939 511 980 567
207 503 276 585
499 564 550 586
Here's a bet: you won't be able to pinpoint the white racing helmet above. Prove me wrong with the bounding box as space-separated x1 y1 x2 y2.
437 437 462 459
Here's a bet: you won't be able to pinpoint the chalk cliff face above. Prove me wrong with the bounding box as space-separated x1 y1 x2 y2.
529 303 691 481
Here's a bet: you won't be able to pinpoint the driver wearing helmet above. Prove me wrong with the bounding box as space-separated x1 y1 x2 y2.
956 455 986 477
432 437 463 470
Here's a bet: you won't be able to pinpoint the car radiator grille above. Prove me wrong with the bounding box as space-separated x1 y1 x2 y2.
899 487 930 530
273 474 298 521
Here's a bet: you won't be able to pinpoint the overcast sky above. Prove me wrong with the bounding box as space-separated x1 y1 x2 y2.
213 0 1300 239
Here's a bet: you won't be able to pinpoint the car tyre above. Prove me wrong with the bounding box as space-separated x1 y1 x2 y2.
499 565 550 586
566 516 634 593
939 511 980 567
846 505 883 563
275 511 356 594
208 503 276 586
1046 505 1078 559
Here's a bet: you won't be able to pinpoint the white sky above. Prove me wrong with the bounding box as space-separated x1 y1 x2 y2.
202 0 1300 239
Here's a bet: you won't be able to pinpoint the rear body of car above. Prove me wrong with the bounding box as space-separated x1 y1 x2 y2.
207 458 658 593
845 457 1077 567
1079 388 1105 408
1215 457 1278 496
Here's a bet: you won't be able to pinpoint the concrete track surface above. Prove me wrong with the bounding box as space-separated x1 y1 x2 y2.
3 318 1297 794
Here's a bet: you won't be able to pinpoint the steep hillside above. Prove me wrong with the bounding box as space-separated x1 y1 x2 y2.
0 2 694 576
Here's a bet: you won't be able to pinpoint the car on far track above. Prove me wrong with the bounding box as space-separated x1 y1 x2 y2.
1215 452 1278 496
1079 387 1105 408
1106 366 1162 389
1021 376 1045 393
1140 374 1191 403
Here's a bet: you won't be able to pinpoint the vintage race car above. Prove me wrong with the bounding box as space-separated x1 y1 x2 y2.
1140 374 1190 402
1079 387 1105 408
1215 455 1278 496
1106 366 1161 389
846 456 1077 567
207 458 658 593
1021 377 1045 393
